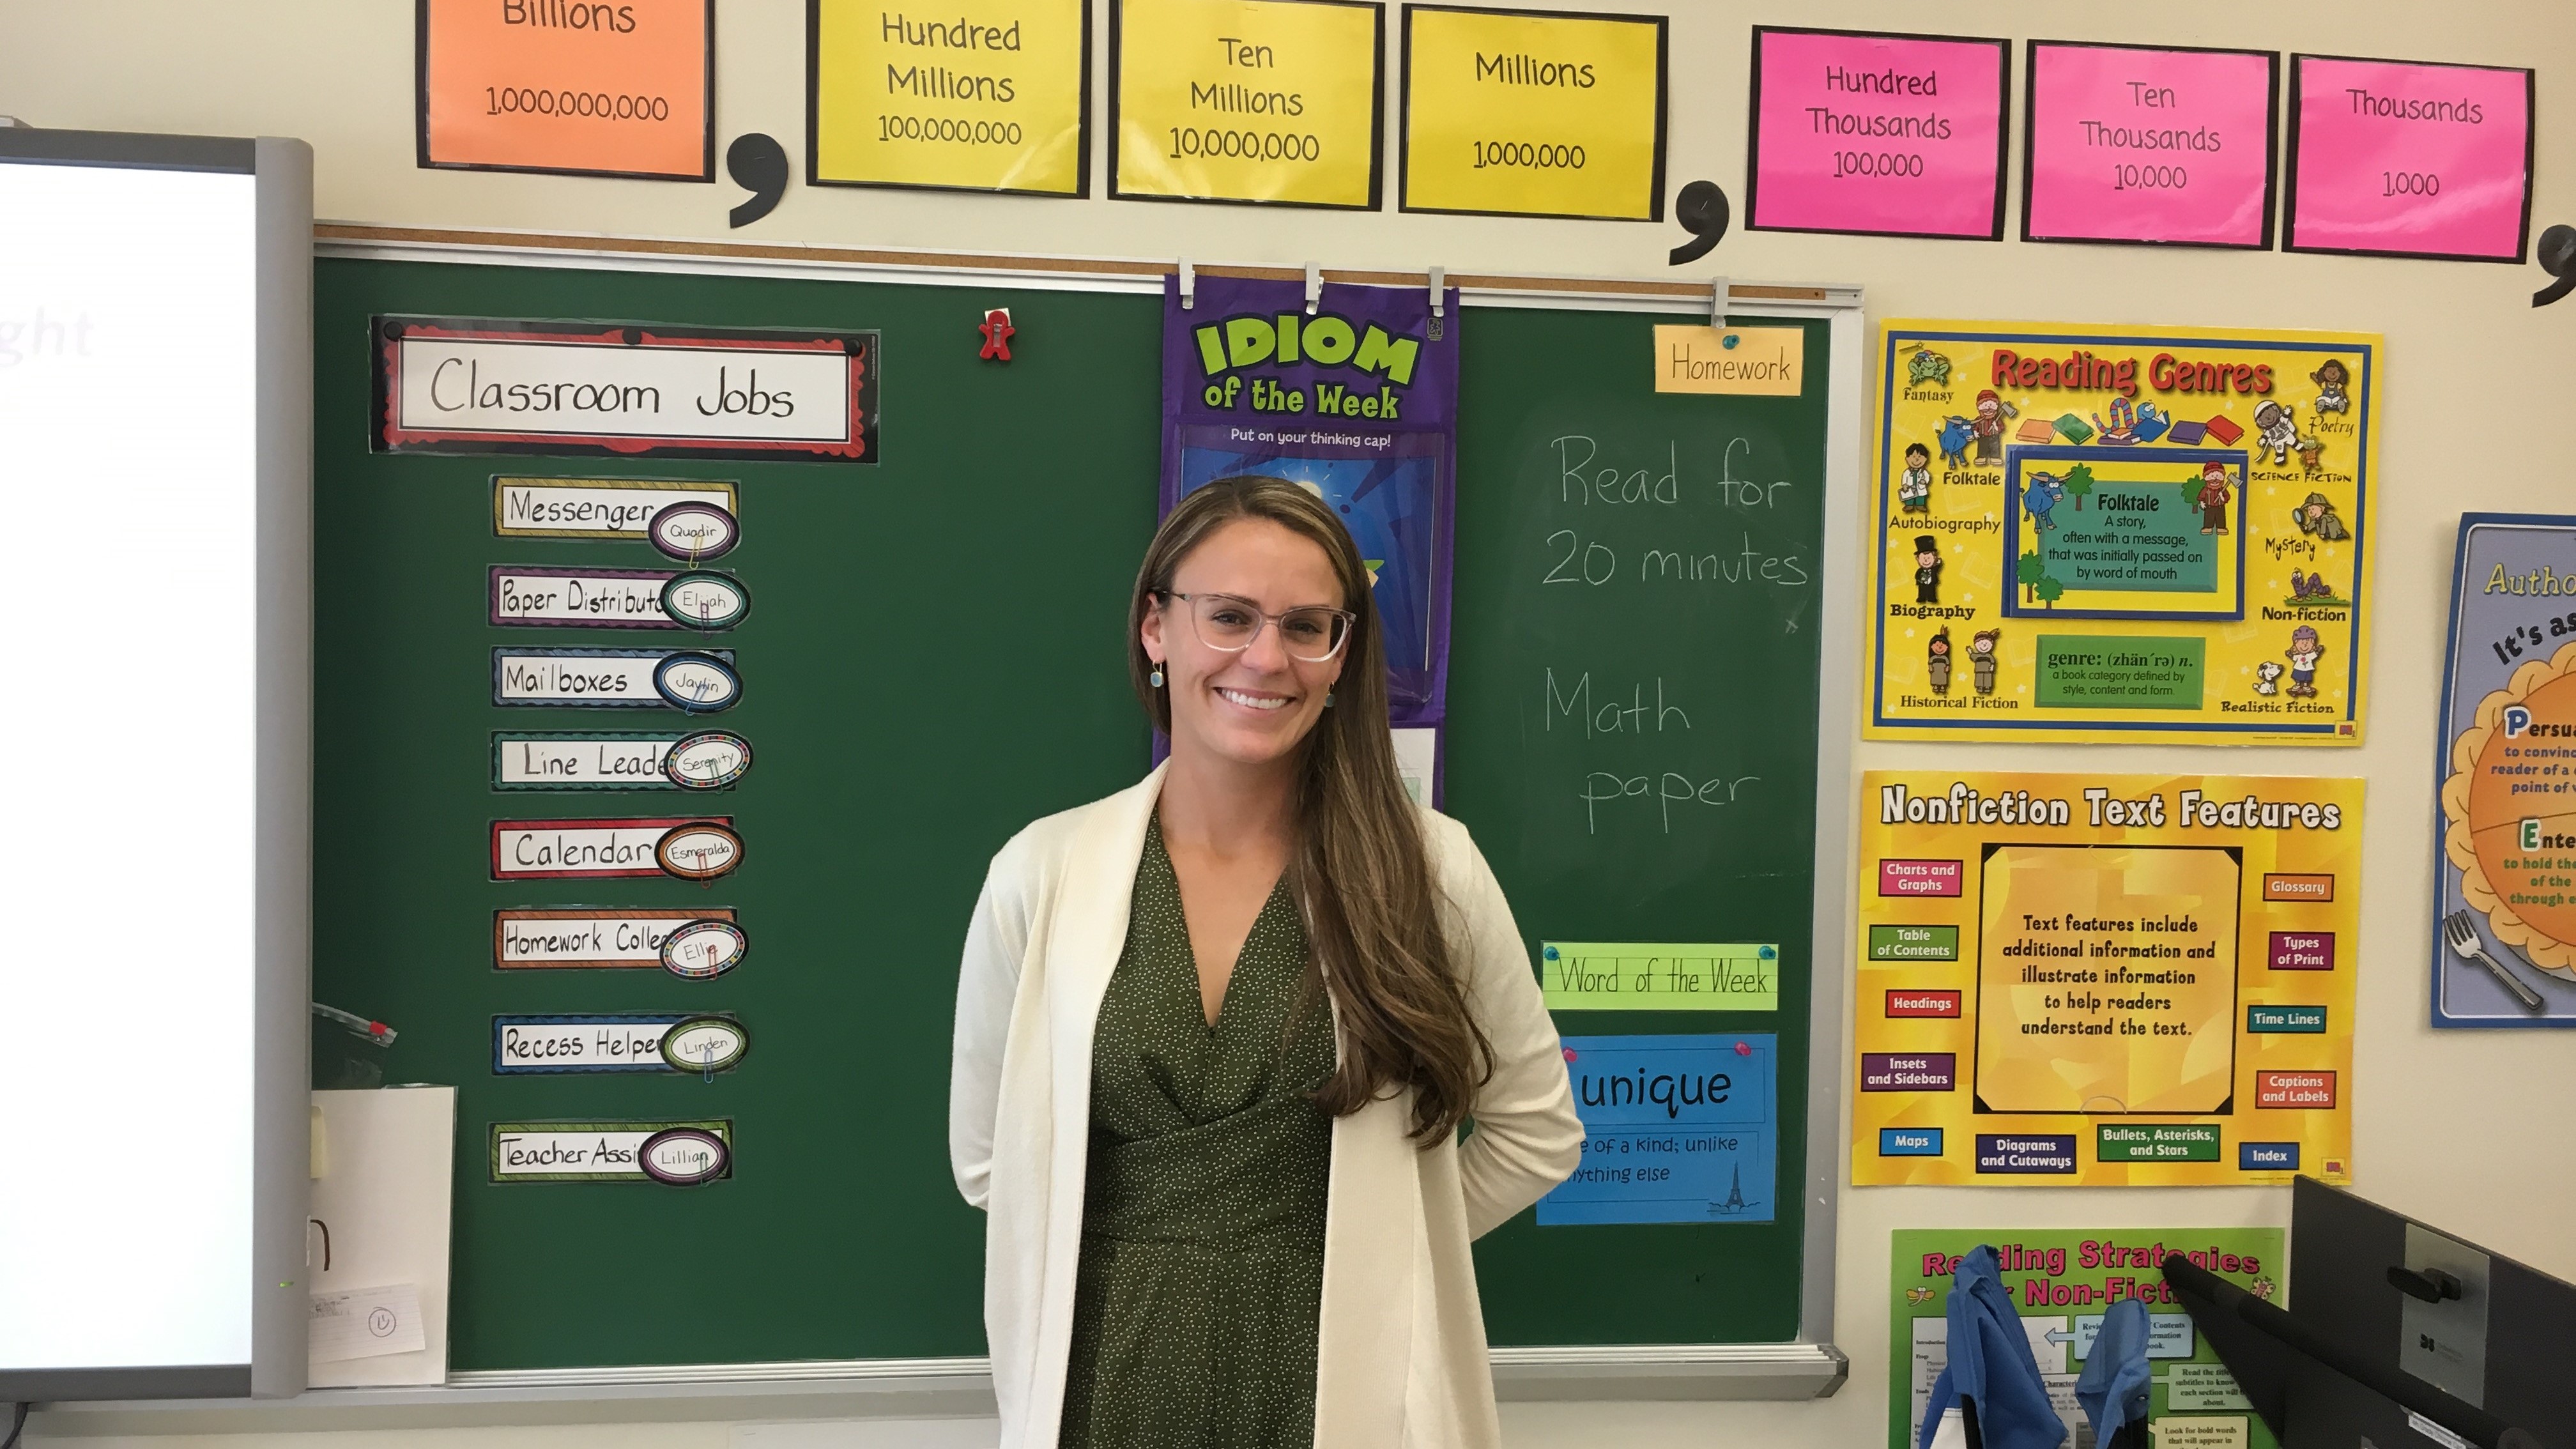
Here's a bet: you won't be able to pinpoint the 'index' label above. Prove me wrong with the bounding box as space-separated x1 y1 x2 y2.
1879 859 1964 896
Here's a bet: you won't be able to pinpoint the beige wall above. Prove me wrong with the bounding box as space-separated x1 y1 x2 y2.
6 2 2572 1445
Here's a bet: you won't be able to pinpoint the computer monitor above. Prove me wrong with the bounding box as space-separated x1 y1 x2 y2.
2165 1176 2571 1448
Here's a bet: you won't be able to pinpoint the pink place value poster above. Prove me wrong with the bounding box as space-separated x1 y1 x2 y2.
2287 54 2533 261
2024 41 2278 249
1748 26 2010 240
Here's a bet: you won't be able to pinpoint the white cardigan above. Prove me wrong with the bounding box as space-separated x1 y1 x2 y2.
949 765 1583 1449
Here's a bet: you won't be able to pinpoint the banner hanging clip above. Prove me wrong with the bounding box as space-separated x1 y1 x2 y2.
1710 278 1729 326
1178 258 1195 310
1429 266 1446 318
1305 261 1322 314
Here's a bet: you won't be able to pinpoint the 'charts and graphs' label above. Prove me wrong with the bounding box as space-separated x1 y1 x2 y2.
490 816 736 880
493 477 738 539
493 647 736 709
489 1119 733 1183
373 316 877 462
1853 769 2361 1188
1537 1034 1777 1226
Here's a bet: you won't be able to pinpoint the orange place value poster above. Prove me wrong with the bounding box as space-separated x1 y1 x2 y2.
418 0 714 180
1853 770 2360 1188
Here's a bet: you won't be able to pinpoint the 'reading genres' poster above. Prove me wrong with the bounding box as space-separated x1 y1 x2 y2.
1853 770 2361 1188
1867 320 2380 745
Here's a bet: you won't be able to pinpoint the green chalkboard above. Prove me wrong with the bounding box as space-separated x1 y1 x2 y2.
313 256 1830 1371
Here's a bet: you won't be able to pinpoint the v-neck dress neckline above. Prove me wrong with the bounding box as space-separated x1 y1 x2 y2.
1058 814 1339 1449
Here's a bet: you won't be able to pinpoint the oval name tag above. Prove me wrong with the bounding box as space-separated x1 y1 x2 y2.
660 918 748 979
638 1126 731 1186
663 729 752 789
654 651 742 713
659 1015 750 1074
647 500 740 561
656 821 744 881
661 571 751 631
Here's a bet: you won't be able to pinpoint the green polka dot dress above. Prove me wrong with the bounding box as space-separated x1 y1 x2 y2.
1058 815 1338 1449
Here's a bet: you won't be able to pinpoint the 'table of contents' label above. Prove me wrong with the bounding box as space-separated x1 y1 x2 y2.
1885 990 1963 1018
1879 859 1964 896
1861 1052 1956 1091
1879 1127 1945 1156
2255 1070 2336 1108
2096 1123 2221 1162
2246 1004 2328 1033
1869 923 1960 961
2267 930 2336 970
1975 1134 2078 1174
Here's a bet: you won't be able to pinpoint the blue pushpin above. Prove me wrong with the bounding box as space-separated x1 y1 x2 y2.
1722 332 1741 349
1542 945 1560 960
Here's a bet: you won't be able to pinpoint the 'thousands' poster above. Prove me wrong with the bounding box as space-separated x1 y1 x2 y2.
1161 276 1460 747
2434 514 2576 1027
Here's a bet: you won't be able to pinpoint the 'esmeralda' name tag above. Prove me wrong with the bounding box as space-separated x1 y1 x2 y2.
489 816 734 880
492 648 736 709
493 1014 683 1073
493 907 735 969
494 478 737 539
489 1119 733 1183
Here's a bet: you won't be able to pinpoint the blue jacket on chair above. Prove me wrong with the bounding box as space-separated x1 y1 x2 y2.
2074 1298 2153 1447
1919 1246 2068 1449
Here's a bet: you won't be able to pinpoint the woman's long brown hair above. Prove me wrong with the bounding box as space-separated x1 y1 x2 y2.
1130 476 1492 1143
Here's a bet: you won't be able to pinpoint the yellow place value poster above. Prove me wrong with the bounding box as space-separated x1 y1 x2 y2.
1111 0 1383 208
1400 5 1667 220
810 0 1089 194
1853 771 2361 1188
1868 320 2380 744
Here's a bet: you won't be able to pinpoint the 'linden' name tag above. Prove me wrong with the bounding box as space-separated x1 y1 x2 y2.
489 1119 733 1183
1652 325 1805 396
493 907 737 970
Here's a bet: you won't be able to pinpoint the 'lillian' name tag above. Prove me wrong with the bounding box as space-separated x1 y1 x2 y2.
494 478 737 539
493 648 737 709
493 732 678 790
489 1119 733 1183
489 816 736 880
489 565 682 629
493 907 737 969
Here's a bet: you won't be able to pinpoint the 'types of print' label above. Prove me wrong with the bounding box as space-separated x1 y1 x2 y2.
375 316 877 461
492 1015 684 1073
1862 1052 1956 1090
2287 56 2533 261
1542 1034 1778 1225
1879 858 1963 896
2268 930 2336 969
493 647 735 707
493 732 677 790
1975 1133 2078 1174
490 566 680 628
1748 27 2010 240
2025 42 2279 248
489 1119 733 1182
493 478 737 539
494 907 735 969
490 816 733 880
2255 1070 2337 1108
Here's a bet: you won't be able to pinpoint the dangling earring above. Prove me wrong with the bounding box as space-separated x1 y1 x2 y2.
1149 663 1165 688
1324 690 1335 707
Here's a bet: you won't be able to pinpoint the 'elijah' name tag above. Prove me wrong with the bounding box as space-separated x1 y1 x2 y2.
489 1119 733 1183
494 478 738 539
490 565 678 629
490 816 735 880
493 907 736 969
493 648 736 708
1652 326 1805 396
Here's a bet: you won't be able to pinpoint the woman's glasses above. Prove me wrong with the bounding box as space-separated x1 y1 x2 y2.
1158 590 1354 663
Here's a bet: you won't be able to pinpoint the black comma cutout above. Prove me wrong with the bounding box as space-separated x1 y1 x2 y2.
1668 180 1731 267
727 134 790 229
2533 224 2576 308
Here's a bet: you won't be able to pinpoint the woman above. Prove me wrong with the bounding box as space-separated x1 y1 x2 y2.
950 476 1581 1449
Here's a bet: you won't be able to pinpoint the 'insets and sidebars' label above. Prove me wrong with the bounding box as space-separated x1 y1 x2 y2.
1861 1052 1955 1091
1878 859 1963 896
490 816 735 880
493 647 735 709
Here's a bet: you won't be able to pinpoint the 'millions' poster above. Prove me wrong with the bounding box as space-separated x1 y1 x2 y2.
2434 514 2576 1027
1853 771 2361 1187
1868 320 2380 745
